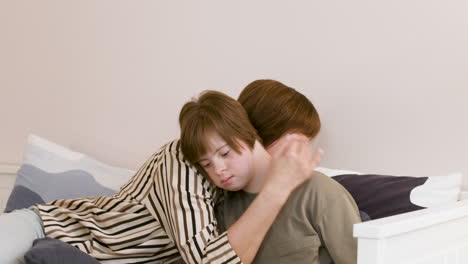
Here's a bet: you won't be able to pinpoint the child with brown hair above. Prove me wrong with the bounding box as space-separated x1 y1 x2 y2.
180 88 360 264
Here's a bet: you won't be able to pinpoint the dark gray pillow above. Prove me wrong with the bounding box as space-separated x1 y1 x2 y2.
332 174 427 220
4 185 45 213
24 238 100 264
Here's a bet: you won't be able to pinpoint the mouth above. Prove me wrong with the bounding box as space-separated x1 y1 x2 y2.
221 176 234 185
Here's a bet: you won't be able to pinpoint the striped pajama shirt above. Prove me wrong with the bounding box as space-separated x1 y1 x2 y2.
36 140 242 264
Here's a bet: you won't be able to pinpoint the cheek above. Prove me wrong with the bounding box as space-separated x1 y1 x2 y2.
203 168 225 188
230 152 252 173
204 169 217 183
235 162 249 174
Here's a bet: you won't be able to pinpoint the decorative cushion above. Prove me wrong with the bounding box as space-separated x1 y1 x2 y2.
4 134 135 213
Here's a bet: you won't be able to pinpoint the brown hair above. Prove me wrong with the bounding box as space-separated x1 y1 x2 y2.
179 90 260 165
238 79 321 147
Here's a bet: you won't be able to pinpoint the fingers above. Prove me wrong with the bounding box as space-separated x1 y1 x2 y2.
266 140 282 158
287 138 300 158
290 140 323 173
295 141 320 171
310 148 324 167
264 135 325 195
266 132 310 157
267 132 324 176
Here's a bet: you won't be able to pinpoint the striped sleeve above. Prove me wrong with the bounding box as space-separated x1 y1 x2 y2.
143 140 242 264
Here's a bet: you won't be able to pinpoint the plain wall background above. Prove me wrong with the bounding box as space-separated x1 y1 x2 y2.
1 1 467 186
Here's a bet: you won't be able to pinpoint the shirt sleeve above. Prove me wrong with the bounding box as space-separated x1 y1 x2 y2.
155 140 243 264
312 177 361 264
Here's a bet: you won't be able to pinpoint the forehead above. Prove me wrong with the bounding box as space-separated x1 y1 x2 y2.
199 132 228 159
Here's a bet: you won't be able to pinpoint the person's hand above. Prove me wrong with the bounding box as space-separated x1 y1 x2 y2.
264 133 323 198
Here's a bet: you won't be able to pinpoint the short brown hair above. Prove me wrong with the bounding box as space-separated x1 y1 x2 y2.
179 90 260 165
238 79 321 147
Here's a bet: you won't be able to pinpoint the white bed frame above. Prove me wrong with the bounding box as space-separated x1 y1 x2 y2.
354 200 468 264
1 164 468 263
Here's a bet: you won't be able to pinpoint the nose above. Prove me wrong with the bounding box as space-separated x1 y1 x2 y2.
212 158 226 176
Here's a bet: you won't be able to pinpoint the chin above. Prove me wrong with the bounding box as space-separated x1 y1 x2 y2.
228 186 243 192
215 183 241 192
224 181 245 192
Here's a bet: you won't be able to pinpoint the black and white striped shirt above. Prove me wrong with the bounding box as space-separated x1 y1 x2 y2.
37 140 242 264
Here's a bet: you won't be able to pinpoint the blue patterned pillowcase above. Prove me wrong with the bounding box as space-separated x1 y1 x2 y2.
4 134 135 213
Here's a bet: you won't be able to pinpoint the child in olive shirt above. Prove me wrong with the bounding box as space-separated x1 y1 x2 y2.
179 83 360 264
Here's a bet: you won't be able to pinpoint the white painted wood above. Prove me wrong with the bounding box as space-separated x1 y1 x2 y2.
460 191 468 200
0 164 20 175
0 164 19 212
354 200 468 238
356 239 386 264
354 200 468 264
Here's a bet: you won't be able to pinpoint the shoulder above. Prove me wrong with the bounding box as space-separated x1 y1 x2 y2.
301 171 341 192
151 139 188 164
293 171 352 203
287 172 359 221
159 139 182 156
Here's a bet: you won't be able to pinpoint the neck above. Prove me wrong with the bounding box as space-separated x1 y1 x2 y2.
243 140 271 193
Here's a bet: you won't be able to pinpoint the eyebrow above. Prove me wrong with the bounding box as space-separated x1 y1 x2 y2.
198 144 228 162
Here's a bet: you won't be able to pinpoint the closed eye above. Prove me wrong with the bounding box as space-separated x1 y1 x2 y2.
221 150 230 157
200 163 211 168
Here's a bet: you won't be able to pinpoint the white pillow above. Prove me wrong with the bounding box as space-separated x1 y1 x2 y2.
23 134 135 191
315 167 364 177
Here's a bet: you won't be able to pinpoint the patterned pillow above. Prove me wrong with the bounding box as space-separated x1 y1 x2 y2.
4 134 135 213
315 167 463 220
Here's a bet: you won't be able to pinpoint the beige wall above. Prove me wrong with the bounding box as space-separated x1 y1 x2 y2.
1 1 467 186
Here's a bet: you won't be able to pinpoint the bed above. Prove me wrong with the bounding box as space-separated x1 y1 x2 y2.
1 134 468 264
317 168 468 263
354 198 468 264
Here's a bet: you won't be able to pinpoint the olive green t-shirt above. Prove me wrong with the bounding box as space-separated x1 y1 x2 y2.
217 172 360 264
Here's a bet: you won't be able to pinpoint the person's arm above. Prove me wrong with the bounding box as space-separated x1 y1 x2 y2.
156 136 322 264
227 134 323 263
311 176 361 264
319 197 360 264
